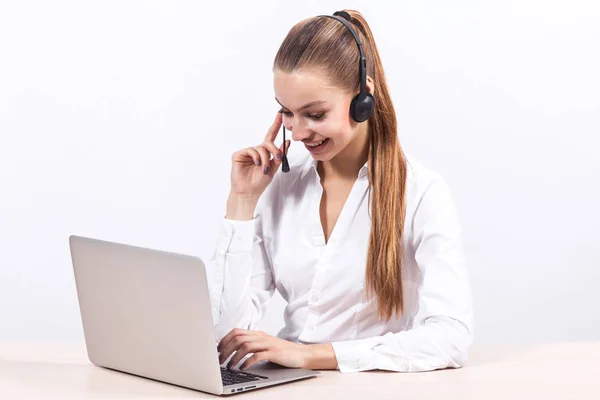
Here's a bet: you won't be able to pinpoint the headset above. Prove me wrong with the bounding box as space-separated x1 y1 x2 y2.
281 10 374 173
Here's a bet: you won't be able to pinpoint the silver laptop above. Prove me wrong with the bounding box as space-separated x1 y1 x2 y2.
69 235 319 395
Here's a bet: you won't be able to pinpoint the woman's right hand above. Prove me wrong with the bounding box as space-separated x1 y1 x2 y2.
230 111 291 200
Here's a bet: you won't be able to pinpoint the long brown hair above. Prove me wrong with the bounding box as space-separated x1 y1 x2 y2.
273 10 408 321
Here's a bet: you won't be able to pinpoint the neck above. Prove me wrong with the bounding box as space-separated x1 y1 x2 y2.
318 121 370 182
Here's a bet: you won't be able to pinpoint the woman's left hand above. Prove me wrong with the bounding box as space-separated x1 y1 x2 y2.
217 329 309 370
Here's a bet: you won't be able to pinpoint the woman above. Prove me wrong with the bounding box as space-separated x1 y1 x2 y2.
207 9 473 373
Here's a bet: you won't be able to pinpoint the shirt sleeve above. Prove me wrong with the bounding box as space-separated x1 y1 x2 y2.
330 176 474 373
204 212 276 342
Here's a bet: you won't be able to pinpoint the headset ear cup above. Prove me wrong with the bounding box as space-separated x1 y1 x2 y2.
350 93 374 122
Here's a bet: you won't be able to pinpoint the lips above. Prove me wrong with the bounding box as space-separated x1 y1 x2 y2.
304 139 327 146
304 138 330 153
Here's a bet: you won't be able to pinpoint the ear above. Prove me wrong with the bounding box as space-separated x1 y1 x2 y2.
366 75 375 96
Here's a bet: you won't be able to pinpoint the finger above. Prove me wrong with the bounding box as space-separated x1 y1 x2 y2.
270 140 291 171
219 335 261 365
227 341 268 370
234 147 262 167
264 111 283 143
219 335 248 364
253 146 272 175
246 147 262 166
218 328 250 352
233 147 261 167
262 140 283 163
240 351 274 371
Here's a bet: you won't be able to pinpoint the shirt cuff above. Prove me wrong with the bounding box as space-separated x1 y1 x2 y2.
217 217 256 254
331 336 381 373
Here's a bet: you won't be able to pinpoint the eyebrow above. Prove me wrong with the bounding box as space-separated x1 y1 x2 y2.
275 97 327 112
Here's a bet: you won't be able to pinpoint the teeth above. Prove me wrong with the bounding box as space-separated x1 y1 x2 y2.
306 139 325 147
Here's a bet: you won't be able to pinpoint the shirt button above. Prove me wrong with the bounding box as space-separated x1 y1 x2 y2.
307 324 315 331
311 294 319 303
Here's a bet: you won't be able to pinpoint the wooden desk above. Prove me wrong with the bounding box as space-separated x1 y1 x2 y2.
1 342 599 399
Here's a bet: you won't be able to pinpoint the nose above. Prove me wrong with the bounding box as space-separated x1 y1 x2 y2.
287 118 313 142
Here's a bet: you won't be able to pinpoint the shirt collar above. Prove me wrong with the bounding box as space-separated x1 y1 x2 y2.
301 156 370 181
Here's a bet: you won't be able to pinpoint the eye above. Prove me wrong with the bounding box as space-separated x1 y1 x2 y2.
279 109 325 121
308 113 325 120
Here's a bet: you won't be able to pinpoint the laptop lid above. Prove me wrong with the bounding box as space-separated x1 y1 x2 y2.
69 235 224 395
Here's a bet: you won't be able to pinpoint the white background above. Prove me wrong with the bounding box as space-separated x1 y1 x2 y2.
1 0 599 344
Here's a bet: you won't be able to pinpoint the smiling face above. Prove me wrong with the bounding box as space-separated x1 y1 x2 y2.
274 69 363 161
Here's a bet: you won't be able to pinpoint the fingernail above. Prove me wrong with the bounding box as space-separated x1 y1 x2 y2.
257 159 262 166
277 153 282 161
263 166 270 174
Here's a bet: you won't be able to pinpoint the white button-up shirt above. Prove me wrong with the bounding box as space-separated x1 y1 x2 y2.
206 152 474 373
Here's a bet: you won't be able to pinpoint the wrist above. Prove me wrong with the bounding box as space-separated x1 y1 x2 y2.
225 193 259 221
301 343 338 370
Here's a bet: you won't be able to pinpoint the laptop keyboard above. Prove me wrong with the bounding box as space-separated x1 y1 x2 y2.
220 367 268 386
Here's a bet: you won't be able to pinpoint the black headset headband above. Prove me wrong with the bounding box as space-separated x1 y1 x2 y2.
318 12 368 98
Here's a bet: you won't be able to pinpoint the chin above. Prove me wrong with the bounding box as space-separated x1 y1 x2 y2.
310 152 336 161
